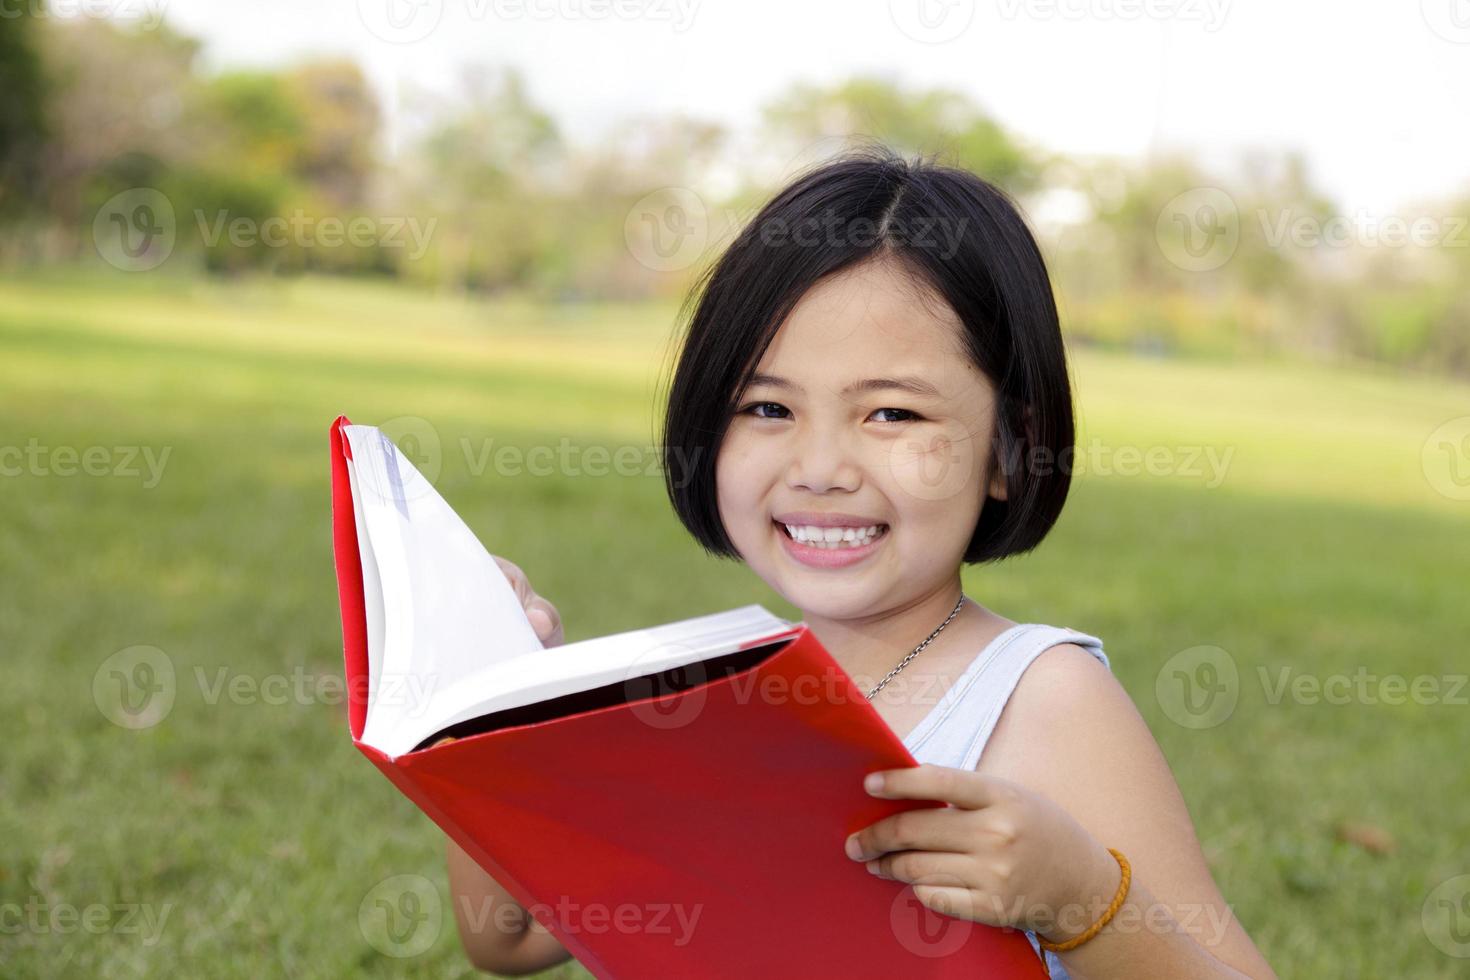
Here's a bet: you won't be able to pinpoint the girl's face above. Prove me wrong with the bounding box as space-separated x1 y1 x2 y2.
715 258 1008 621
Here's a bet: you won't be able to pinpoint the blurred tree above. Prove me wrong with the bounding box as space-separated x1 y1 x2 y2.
549 112 729 299
396 66 564 293
1085 156 1219 293
285 60 378 209
1 11 1464 379
194 70 305 175
36 18 201 237
1234 150 1333 294
0 1 50 220
183 61 382 274
759 74 1040 194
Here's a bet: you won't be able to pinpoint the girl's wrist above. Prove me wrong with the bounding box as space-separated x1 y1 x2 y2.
1036 838 1126 946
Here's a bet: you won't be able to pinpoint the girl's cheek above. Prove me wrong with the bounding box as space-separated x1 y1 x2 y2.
881 431 982 507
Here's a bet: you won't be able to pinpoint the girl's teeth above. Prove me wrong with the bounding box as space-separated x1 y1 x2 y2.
781 523 887 549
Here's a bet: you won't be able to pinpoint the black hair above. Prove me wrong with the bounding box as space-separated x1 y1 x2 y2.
658 143 1076 564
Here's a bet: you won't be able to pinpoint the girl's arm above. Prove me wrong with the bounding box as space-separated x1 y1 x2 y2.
447 837 572 975
450 555 572 974
982 643 1280 979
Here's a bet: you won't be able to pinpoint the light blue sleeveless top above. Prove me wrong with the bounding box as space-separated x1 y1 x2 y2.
900 623 1111 980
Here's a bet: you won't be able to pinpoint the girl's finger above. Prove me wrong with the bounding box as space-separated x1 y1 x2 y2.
909 883 985 922
867 764 1010 810
525 597 563 646
865 849 974 889
847 807 973 861
527 606 552 638
491 555 532 600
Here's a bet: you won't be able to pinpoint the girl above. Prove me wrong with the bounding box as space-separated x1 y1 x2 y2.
450 147 1277 979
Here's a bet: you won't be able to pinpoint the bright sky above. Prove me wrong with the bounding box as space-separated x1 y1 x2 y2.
101 0 1470 214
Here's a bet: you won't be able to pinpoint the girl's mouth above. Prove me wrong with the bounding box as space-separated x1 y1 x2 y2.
773 519 890 569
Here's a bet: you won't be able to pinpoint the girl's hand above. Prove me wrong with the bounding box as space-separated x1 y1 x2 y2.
491 554 564 648
844 764 1121 943
433 555 564 749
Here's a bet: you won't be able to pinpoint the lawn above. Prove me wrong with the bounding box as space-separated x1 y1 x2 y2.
1 272 1466 977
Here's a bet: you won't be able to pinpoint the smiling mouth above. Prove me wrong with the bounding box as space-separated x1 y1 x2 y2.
772 519 890 550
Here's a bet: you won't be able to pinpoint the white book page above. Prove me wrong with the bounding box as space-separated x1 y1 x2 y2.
383 605 798 756
342 424 797 757
345 425 546 754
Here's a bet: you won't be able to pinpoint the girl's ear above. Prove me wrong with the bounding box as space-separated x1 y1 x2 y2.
986 401 1032 503
986 423 1009 501
987 399 1034 505
987 460 1009 501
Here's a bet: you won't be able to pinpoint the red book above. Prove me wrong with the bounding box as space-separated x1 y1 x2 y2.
330 415 1048 978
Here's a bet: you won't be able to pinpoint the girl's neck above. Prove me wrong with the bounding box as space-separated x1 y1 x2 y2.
798 580 983 686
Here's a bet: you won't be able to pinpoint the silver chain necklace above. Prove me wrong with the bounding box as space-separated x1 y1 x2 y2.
864 594 967 700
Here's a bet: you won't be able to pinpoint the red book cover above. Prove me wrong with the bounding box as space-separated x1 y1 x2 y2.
330 415 1048 978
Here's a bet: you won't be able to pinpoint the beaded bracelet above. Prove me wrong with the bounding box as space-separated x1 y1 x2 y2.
1037 847 1131 955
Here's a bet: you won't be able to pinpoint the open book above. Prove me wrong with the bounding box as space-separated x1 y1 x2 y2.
338 418 798 757
330 416 1048 978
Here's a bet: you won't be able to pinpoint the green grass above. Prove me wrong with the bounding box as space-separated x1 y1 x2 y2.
0 272 1466 977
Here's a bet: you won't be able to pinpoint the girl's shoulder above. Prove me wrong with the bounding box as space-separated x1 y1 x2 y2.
977 627 1126 777
983 619 1112 679
1008 629 1119 723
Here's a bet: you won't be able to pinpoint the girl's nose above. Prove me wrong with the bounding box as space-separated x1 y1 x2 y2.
784 424 862 494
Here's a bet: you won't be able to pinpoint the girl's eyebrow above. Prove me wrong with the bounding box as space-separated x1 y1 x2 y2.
746 372 943 398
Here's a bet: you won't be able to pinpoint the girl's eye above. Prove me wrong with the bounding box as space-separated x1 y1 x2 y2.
737 403 920 424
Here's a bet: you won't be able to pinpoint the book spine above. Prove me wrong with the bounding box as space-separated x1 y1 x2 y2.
330 416 371 741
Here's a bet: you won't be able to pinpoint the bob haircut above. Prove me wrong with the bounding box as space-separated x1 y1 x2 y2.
658 144 1076 565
